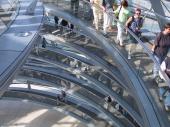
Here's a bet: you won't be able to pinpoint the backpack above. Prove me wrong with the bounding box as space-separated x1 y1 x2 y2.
128 16 143 35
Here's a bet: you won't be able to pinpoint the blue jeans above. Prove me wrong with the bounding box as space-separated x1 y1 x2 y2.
153 55 165 78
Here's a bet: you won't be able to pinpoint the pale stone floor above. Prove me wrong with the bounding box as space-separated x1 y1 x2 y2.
0 100 86 127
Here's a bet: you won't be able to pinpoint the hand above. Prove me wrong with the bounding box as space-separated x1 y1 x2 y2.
136 27 140 30
151 44 155 54
151 47 154 52
135 28 140 32
151 49 155 55
125 30 128 35
102 6 106 12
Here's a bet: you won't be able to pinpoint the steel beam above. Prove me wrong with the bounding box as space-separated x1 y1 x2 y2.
44 6 165 127
149 0 166 29
25 56 143 126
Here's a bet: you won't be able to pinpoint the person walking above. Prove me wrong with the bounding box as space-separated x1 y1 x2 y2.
114 0 130 46
152 23 170 78
126 8 143 59
90 0 103 30
102 0 115 35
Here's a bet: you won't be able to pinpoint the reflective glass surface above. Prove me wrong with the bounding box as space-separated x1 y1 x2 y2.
0 0 19 35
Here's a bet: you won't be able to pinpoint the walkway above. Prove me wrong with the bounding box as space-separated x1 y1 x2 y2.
0 0 170 127
41 0 170 126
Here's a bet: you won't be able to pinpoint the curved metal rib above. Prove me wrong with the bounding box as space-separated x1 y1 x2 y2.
44 5 164 127
26 54 143 127
21 65 130 127
2 91 95 126
41 38 128 91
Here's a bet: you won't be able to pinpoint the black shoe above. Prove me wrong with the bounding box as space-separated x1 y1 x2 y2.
103 33 109 38
105 96 112 103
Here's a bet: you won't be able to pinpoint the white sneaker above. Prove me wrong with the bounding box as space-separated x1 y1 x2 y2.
128 55 131 60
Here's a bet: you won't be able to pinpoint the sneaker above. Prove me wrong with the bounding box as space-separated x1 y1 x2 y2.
105 96 112 103
128 55 131 59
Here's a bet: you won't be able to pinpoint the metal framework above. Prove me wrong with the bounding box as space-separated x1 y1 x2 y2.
0 0 170 127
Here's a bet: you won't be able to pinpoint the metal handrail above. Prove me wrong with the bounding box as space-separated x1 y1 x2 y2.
27 54 143 126
44 0 170 90
80 0 170 89
44 6 166 127
20 65 128 127
2 91 95 126
39 40 128 90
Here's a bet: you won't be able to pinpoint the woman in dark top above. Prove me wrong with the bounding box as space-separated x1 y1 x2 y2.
152 23 170 78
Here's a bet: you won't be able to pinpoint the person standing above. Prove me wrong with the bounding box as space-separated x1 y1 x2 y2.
114 0 130 46
90 0 103 30
102 0 115 35
126 8 143 59
71 0 79 15
152 23 170 78
54 16 59 28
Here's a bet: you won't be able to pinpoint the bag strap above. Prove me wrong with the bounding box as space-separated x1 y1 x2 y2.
117 5 122 18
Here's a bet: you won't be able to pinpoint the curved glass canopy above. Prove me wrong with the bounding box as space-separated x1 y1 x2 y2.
1 0 170 127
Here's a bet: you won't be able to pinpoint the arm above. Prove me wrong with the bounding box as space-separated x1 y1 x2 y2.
152 32 161 52
139 18 144 28
125 16 132 28
99 0 105 10
102 0 106 11
125 16 132 34
151 44 156 52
